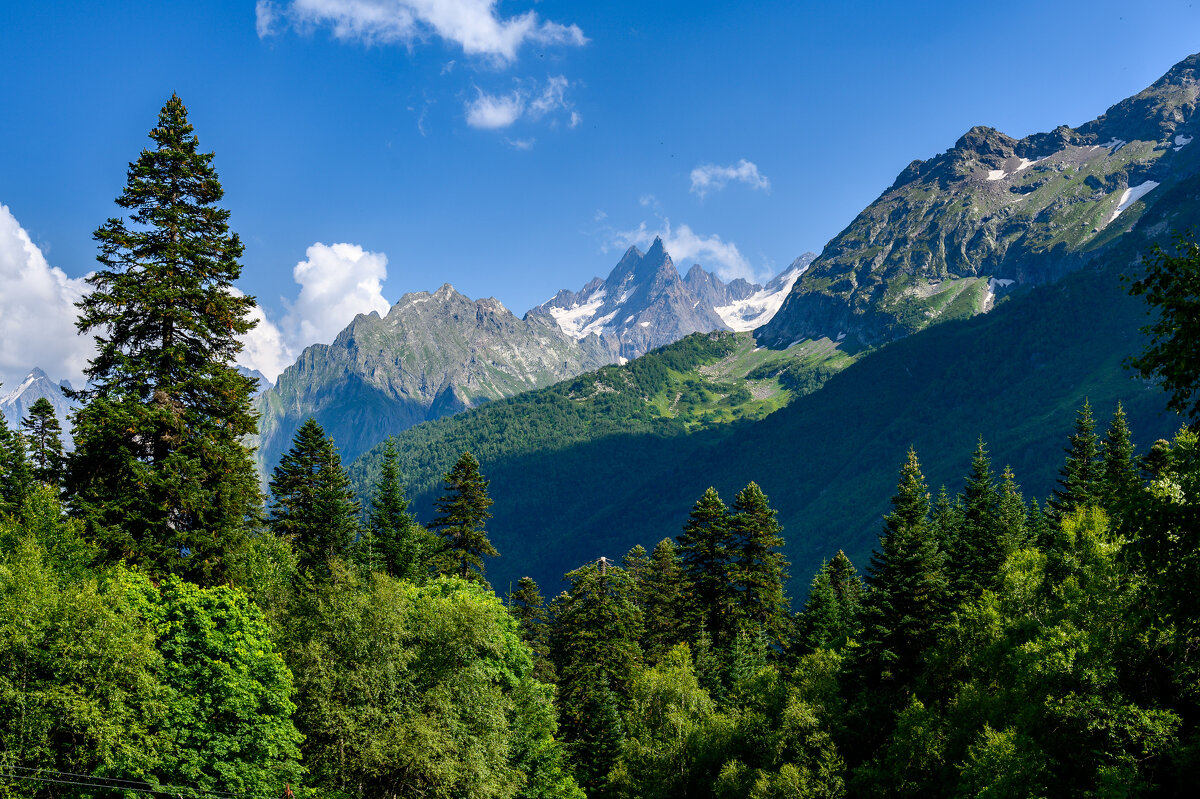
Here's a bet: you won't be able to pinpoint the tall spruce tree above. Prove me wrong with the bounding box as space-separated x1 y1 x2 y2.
729 481 789 644
1100 402 1141 512
996 465 1030 557
21 398 64 486
509 576 555 682
950 439 1003 599
1049 399 1100 519
549 560 643 794
0 409 33 516
677 486 735 644
65 95 260 584
796 551 864 655
268 418 360 576
638 538 692 663
363 437 428 579
848 448 947 747
429 451 497 584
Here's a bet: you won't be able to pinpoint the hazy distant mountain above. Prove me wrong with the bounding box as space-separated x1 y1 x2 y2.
252 283 613 474
533 237 811 356
236 366 272 398
0 368 76 443
761 51 1200 348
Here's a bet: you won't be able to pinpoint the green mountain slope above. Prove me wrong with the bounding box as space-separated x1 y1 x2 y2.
351 191 1189 595
252 283 613 474
760 51 1200 348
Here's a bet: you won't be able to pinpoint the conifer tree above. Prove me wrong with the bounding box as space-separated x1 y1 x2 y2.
950 439 1003 599
549 560 643 793
729 481 789 644
509 576 555 682
21 398 64 486
363 437 428 579
429 451 497 584
268 418 360 575
677 486 734 644
638 538 692 663
65 95 260 584
1027 497 1054 550
1049 399 1100 519
996 465 1030 557
930 485 963 554
1100 402 1140 511
850 449 946 731
621 544 650 608
797 550 865 654
0 409 33 515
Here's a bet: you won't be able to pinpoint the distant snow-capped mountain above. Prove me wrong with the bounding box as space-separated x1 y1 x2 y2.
1 367 76 442
531 237 811 358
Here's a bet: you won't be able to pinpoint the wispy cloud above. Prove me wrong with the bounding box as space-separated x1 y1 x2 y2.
610 217 757 283
0 203 92 388
257 0 586 63
689 159 770 198
464 75 578 131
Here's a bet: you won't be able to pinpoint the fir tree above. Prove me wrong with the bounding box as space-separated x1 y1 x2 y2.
268 418 360 576
848 449 947 748
797 550 864 654
549 561 643 793
1027 497 1054 551
509 576 555 682
1049 399 1100 519
996 465 1030 557
638 538 692 663
363 437 428 579
930 484 963 554
1100 402 1141 511
65 95 261 584
621 544 650 608
0 409 33 516
429 451 497 584
950 439 1003 599
729 481 789 644
21 398 64 486
677 486 735 644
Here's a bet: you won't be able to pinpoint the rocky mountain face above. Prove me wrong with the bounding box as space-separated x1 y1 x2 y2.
0 368 76 444
253 283 613 473
532 238 812 355
759 51 1200 348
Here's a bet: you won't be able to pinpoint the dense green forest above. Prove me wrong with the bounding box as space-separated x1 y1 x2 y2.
5 97 1200 799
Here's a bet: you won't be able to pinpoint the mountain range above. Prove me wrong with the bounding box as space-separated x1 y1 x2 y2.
0 368 75 443
760 52 1200 349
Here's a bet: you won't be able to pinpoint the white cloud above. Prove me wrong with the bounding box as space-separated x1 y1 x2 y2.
285 242 391 349
0 203 92 389
506 137 535 150
612 217 756 283
466 89 525 129
263 0 585 63
464 74 575 130
689 159 770 198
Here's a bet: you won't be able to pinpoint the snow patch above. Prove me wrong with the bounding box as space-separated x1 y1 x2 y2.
638 321 651 328
1175 134 1193 152
546 289 606 339
987 169 1007 181
835 331 847 342
617 356 628 365
623 315 635 325
713 262 810 332
1097 137 1128 153
579 310 618 338
1107 180 1160 224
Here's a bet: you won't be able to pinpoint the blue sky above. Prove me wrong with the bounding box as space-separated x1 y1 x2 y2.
2 0 1199 384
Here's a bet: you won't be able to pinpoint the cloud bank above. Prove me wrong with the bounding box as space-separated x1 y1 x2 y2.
690 159 770 198
257 0 585 63
0 204 92 389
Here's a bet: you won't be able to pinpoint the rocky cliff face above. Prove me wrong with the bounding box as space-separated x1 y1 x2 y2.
253 283 613 473
759 52 1200 349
